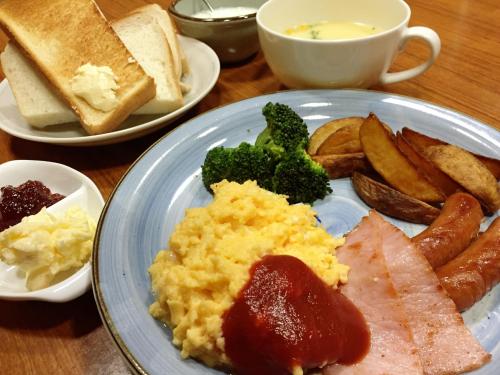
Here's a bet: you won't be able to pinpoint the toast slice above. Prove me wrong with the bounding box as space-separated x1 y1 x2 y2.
111 12 183 114
0 3 187 127
134 4 190 94
135 4 184 79
1 43 77 127
0 0 156 135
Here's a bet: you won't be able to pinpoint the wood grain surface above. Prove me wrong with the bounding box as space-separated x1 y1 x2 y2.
0 0 498 374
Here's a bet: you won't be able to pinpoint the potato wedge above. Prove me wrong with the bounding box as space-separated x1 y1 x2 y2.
308 117 365 155
402 127 500 180
313 153 370 179
424 145 500 213
352 172 441 225
360 113 444 203
401 127 445 151
395 132 462 197
317 122 362 155
474 156 500 180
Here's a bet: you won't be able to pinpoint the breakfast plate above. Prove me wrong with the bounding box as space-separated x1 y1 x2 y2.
0 36 220 146
93 90 500 374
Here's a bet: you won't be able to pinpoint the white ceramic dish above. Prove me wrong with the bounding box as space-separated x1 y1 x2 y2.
0 160 104 302
0 36 220 146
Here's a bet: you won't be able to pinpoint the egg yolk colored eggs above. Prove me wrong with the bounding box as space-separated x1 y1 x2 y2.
149 180 348 367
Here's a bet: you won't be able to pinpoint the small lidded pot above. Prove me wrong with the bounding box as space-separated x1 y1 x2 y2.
169 0 268 63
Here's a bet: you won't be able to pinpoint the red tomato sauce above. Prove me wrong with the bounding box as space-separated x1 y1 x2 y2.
222 255 370 375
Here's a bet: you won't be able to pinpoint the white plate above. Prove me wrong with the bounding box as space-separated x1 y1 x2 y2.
0 36 220 146
0 160 105 302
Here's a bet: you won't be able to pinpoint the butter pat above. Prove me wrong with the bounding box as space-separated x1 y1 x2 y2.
0 206 96 291
70 63 119 112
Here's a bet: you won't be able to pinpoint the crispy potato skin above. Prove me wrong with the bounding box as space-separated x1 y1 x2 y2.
401 127 445 151
476 156 500 180
425 145 500 213
308 117 365 155
352 172 441 225
437 217 500 311
317 122 362 155
396 133 462 197
313 153 370 179
412 192 483 268
402 127 500 180
360 114 444 203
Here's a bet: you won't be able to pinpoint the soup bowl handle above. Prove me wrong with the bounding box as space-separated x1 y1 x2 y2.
379 26 441 85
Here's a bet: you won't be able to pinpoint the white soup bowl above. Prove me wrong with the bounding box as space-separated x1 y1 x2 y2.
257 0 441 88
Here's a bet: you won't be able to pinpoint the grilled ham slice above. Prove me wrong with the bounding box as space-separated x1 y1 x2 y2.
324 211 490 375
371 212 491 374
324 215 424 375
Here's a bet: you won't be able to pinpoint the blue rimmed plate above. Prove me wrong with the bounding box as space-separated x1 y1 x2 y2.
93 89 499 374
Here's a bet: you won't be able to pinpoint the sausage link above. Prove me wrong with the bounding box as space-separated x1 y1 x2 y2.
437 217 500 311
412 193 483 268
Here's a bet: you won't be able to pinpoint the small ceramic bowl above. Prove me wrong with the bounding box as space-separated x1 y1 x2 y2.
169 0 268 63
0 160 104 302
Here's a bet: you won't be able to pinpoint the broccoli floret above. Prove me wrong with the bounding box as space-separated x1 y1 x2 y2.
228 143 275 190
201 143 275 192
272 150 332 204
201 103 332 205
201 146 233 192
255 102 309 157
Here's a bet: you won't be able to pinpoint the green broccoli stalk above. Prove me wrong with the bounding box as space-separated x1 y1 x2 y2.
255 102 309 158
272 150 332 204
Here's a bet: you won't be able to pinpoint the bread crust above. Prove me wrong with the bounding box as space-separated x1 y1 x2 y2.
0 0 156 135
136 4 186 78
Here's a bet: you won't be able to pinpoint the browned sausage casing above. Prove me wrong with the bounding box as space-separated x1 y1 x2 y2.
437 217 500 311
412 192 483 268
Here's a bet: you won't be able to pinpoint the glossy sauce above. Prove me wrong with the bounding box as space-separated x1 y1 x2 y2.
285 21 382 40
222 255 370 375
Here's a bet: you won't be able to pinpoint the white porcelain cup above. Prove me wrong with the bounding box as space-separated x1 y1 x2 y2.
257 0 441 88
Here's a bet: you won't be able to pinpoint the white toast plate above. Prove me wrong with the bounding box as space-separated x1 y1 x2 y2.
0 36 220 146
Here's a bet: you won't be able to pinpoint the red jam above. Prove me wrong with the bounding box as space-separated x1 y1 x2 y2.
0 180 64 231
222 255 370 375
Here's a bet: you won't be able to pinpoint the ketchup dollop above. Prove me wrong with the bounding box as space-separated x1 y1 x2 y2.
0 180 64 231
222 255 370 375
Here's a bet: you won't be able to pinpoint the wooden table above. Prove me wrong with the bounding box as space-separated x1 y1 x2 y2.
0 0 498 374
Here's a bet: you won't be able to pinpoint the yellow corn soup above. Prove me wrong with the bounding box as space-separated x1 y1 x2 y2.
285 21 382 40
149 180 348 367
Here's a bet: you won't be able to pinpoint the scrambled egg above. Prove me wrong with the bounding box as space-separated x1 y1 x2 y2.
0 206 96 291
149 180 348 367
